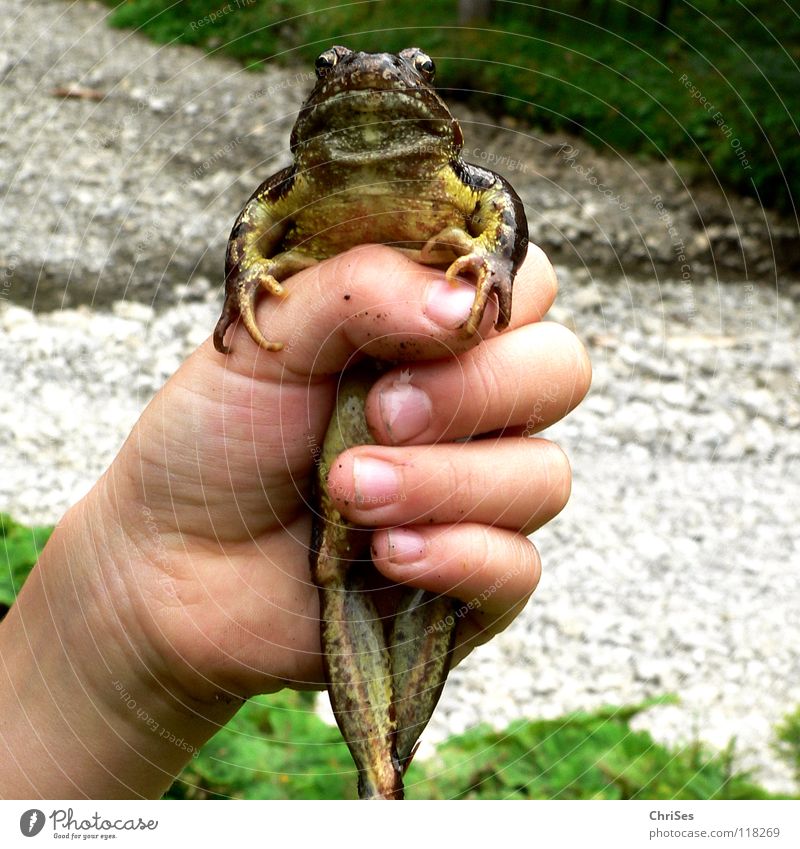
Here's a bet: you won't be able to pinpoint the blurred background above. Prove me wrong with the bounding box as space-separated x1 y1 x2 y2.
1 0 798 799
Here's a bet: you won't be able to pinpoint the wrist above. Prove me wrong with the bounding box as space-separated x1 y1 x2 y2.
0 490 237 799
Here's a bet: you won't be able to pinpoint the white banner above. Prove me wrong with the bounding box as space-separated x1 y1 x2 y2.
1 800 799 847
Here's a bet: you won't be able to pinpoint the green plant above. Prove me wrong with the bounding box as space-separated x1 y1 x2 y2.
165 689 358 799
97 0 800 213
405 698 777 800
774 706 800 785
0 513 52 616
164 692 787 800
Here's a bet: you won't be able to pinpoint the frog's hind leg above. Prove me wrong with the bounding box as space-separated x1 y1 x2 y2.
311 363 404 800
312 515 403 800
389 588 458 771
318 568 403 800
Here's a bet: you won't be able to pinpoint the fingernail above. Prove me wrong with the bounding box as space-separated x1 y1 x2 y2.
425 277 476 329
379 377 432 443
353 457 400 508
386 528 426 565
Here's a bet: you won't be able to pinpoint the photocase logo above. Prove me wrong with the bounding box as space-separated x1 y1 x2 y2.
19 809 45 837
15 807 159 838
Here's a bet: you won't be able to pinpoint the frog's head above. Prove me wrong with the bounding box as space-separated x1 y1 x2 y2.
290 47 463 166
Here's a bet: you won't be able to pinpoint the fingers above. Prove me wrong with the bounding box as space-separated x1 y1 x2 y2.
209 245 489 380
327 437 571 535
371 523 541 611
127 241 565 541
199 242 560 382
371 522 540 668
365 320 591 444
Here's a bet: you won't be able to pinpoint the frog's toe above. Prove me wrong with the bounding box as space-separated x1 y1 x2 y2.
492 273 513 331
260 275 286 297
241 307 284 352
421 227 472 264
445 253 493 335
213 300 237 354
239 282 284 352
217 276 285 353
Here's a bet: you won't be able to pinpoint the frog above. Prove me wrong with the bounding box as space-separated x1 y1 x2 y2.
213 46 529 800
213 45 527 354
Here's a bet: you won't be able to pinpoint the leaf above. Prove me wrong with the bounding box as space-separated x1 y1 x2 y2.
165 690 358 800
0 514 53 610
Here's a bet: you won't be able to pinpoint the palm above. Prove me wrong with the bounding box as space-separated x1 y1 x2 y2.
104 341 338 698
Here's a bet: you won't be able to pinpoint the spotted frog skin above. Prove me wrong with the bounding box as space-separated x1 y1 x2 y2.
213 46 528 799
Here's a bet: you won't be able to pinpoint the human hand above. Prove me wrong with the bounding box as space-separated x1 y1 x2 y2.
0 244 589 797
98 243 588 695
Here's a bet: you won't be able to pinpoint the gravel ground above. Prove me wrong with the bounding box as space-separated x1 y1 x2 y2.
2 0 799 794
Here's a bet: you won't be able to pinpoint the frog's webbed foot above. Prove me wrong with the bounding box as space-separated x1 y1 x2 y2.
421 226 513 335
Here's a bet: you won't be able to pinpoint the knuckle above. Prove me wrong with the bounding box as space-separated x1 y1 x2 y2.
463 529 540 605
562 328 593 401
463 347 504 421
469 525 494 575
328 244 408 296
541 321 594 406
444 453 469 508
439 451 485 523
522 439 572 531
575 338 593 398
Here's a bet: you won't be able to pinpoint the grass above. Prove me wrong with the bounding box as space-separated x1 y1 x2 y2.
0 513 52 616
775 706 800 787
166 692 784 800
95 0 800 213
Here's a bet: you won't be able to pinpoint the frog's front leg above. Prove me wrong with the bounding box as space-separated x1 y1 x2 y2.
213 168 316 353
422 163 528 336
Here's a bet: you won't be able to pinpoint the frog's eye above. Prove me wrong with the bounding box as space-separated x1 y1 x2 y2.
413 52 435 82
315 49 340 78
399 47 436 82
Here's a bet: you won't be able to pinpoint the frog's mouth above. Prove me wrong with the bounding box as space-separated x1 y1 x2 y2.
293 87 457 159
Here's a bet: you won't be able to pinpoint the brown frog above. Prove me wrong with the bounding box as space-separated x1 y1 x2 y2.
213 46 529 800
213 45 527 353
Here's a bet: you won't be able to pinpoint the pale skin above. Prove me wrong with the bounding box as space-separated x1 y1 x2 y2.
0 244 591 799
